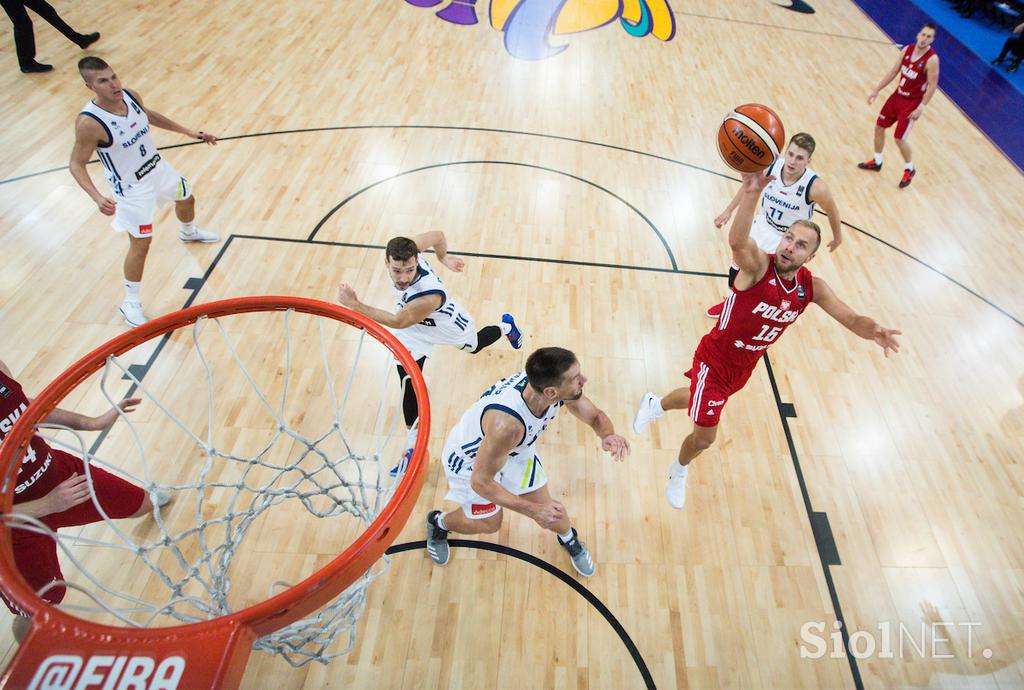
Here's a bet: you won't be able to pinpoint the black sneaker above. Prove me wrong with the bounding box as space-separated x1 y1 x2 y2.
20 61 53 74
857 159 883 171
557 528 595 577
77 32 101 49
899 168 916 189
425 510 450 566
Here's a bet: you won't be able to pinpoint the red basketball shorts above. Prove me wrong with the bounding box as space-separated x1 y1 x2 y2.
876 93 922 141
2 451 146 614
684 353 755 428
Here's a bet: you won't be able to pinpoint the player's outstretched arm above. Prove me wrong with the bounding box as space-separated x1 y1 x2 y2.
0 360 140 431
812 277 902 357
809 179 843 252
69 116 116 216
336 282 441 329
127 89 217 145
869 54 903 103
714 185 744 228
42 398 142 432
729 173 772 278
471 410 565 528
413 231 464 272
564 395 630 461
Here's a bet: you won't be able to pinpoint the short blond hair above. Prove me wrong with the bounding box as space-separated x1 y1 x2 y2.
789 132 816 157
790 219 821 250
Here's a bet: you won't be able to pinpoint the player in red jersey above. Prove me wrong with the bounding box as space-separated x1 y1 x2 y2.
858 23 940 188
0 359 166 641
632 173 901 509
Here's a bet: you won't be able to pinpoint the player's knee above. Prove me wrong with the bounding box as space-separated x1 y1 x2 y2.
692 432 716 451
478 512 502 533
130 495 154 518
129 237 152 255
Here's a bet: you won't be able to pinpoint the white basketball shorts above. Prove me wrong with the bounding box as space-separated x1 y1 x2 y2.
111 160 193 238
441 444 547 520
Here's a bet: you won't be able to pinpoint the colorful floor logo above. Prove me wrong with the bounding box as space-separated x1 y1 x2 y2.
405 0 677 61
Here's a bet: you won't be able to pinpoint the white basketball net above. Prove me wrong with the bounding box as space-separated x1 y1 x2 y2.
2 308 416 667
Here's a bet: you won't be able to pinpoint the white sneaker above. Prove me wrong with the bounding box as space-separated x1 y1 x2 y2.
179 227 219 243
119 301 148 327
666 462 688 509
632 392 663 434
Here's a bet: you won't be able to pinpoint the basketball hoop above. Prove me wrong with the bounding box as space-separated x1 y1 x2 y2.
0 297 430 689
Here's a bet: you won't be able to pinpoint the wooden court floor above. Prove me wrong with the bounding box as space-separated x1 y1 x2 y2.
0 1 1022 688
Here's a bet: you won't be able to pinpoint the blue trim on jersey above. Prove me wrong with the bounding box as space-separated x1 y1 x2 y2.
405 289 447 309
804 175 817 206
409 264 429 286
123 90 143 113
97 151 122 184
480 403 527 447
80 111 113 149
527 455 540 486
516 383 553 421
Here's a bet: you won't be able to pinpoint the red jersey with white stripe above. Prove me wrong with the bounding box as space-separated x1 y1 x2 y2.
0 370 61 503
896 44 935 99
697 258 814 372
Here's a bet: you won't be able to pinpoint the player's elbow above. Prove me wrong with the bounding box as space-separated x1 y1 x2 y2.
727 235 746 251
469 473 495 498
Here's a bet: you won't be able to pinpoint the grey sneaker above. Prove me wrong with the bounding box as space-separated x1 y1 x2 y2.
558 528 595 577
425 510 450 566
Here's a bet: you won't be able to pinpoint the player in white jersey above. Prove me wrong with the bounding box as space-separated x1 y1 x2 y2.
69 57 220 328
424 347 630 577
707 133 843 318
337 233 524 475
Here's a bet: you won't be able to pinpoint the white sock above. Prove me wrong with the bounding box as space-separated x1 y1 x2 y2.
557 528 574 543
124 280 141 302
435 513 448 531
498 320 512 335
874 153 883 164
405 425 418 450
180 220 196 235
653 396 665 415
905 162 915 171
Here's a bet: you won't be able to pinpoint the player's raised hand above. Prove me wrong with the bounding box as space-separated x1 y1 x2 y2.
532 500 566 530
191 130 218 145
741 172 773 194
873 326 902 357
441 256 465 272
336 283 358 308
827 234 843 252
42 473 92 515
91 397 142 431
713 209 733 229
601 434 630 461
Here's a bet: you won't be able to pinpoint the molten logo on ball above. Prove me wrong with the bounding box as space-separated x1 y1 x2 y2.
731 127 766 159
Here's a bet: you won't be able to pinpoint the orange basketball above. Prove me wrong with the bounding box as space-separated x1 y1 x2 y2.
717 104 786 173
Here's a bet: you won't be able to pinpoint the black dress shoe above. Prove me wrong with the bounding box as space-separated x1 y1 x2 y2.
20 61 53 73
77 32 100 49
